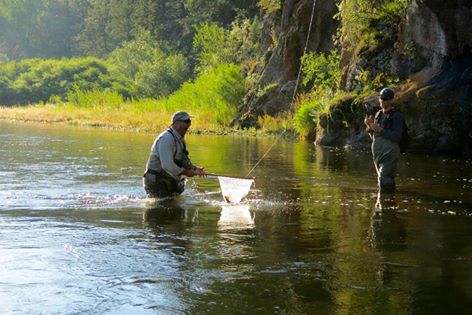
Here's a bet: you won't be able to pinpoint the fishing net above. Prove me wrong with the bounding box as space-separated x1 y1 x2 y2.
217 176 254 203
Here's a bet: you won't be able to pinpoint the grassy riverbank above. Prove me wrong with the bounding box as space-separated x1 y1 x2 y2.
0 103 229 134
0 61 299 138
0 102 297 138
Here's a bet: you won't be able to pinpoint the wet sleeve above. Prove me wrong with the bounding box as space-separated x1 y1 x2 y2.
380 112 403 142
157 135 184 177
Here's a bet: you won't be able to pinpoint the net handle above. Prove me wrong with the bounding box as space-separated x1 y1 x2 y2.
206 173 255 180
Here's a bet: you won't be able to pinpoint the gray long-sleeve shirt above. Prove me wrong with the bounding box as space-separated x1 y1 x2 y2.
145 127 194 180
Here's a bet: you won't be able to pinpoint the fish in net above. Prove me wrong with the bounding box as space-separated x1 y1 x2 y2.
217 176 254 203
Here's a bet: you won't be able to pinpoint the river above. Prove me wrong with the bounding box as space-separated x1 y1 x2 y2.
0 121 471 314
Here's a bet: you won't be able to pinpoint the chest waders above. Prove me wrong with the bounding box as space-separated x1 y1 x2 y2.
143 129 190 198
372 110 401 193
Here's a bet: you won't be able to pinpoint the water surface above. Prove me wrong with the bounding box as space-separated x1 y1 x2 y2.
0 121 471 314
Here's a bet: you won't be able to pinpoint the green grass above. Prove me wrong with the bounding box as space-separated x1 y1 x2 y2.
0 63 252 134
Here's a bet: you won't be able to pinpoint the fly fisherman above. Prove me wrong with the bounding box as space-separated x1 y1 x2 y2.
143 111 205 198
364 88 405 193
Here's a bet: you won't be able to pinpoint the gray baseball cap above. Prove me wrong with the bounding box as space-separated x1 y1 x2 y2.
172 111 192 123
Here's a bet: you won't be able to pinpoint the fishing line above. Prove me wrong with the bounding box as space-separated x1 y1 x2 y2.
245 0 318 178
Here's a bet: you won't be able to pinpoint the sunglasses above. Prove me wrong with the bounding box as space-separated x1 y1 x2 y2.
379 96 392 101
181 119 191 123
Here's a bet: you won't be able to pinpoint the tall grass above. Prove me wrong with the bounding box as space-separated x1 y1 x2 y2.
1 63 245 133
164 63 245 124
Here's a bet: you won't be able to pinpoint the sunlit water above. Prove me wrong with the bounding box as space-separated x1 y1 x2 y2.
0 121 471 314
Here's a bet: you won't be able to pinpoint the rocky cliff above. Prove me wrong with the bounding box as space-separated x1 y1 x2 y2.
238 0 472 156
233 0 339 127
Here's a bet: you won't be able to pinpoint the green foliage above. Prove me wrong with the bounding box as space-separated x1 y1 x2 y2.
228 17 264 70
0 57 132 105
353 68 400 97
293 98 322 137
193 23 232 72
193 18 263 73
164 63 245 124
0 52 7 63
108 30 189 98
57 63 246 127
0 0 84 59
77 0 135 57
67 87 125 109
73 0 259 58
336 0 408 52
301 50 341 94
257 0 282 14
0 0 258 60
294 49 343 138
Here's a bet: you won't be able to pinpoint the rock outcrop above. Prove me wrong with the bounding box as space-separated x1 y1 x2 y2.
233 0 339 127
238 0 472 156
339 0 472 155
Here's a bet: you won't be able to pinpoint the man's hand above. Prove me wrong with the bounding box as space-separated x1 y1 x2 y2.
193 166 206 176
364 115 374 128
181 167 206 177
364 115 382 133
371 123 383 133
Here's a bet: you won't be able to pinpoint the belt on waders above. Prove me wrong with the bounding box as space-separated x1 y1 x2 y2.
143 169 162 177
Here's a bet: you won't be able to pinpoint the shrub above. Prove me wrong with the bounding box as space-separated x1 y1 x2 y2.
293 50 342 137
293 96 326 138
108 29 189 99
193 23 233 73
336 0 408 53
193 19 263 74
301 50 341 94
257 0 282 14
0 57 132 105
164 63 245 124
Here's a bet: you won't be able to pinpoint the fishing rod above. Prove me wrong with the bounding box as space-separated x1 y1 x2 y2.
205 173 255 180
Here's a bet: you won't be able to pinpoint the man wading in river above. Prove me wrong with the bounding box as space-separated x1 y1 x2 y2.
364 88 405 193
143 111 205 198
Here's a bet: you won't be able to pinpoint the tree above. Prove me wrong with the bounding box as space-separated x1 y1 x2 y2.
108 30 189 98
0 0 85 59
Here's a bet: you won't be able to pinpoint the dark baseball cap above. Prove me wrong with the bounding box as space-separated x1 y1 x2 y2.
379 88 394 100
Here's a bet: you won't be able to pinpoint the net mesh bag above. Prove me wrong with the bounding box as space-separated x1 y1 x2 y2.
217 176 254 203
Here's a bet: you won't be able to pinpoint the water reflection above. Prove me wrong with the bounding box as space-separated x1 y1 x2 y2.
375 190 398 210
369 193 407 252
218 205 254 231
143 199 188 227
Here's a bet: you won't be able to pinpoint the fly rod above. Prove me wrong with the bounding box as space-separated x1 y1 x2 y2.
205 173 255 180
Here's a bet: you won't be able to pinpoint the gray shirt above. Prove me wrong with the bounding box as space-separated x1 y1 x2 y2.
145 127 194 180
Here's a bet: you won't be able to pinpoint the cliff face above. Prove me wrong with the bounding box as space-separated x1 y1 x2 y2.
240 0 472 156
365 0 471 155
233 0 339 127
